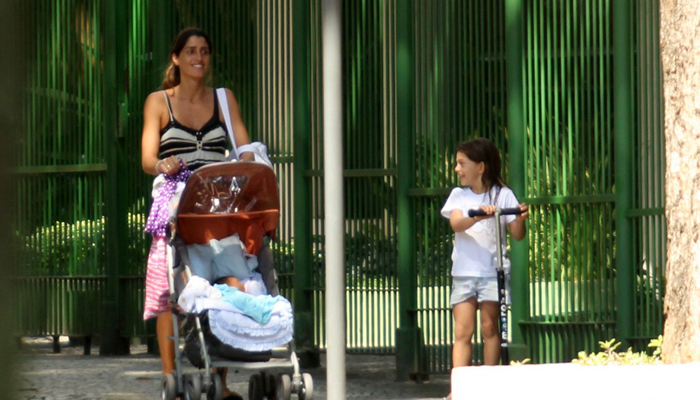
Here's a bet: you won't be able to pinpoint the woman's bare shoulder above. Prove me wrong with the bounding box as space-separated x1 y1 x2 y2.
146 90 168 103
144 90 169 111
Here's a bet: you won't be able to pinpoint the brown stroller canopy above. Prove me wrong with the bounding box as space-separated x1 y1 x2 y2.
175 162 279 255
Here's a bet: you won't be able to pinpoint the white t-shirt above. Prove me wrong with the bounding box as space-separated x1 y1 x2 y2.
440 185 520 277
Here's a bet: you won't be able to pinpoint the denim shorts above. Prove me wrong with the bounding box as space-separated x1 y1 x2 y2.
450 276 499 305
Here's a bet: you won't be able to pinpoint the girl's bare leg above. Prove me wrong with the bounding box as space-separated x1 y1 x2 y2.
479 301 501 365
452 297 478 367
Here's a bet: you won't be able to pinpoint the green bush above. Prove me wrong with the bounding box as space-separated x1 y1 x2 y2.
18 213 146 276
572 336 663 366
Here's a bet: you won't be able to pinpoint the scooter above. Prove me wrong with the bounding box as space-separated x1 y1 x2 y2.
467 207 523 365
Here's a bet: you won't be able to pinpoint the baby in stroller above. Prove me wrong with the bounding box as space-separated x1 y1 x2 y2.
157 161 313 400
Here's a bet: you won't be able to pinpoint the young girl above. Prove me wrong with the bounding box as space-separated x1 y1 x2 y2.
440 138 528 374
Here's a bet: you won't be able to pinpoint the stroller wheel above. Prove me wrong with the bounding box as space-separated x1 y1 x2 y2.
260 371 276 398
248 373 264 400
185 373 202 400
162 374 177 400
298 373 313 400
276 374 291 400
260 371 277 400
207 372 223 400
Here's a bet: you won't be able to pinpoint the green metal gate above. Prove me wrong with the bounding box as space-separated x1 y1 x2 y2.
518 0 665 364
13 0 665 375
14 0 108 342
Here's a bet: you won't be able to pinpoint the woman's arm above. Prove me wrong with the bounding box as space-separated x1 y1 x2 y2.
141 92 165 175
507 203 529 241
225 88 254 162
141 92 183 175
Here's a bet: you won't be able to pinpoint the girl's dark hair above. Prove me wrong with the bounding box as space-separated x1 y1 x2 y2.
457 138 506 190
161 27 213 90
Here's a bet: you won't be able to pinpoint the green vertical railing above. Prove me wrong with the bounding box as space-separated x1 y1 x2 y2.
505 0 528 359
628 0 665 349
290 0 318 366
308 0 328 352
613 0 634 349
396 0 418 380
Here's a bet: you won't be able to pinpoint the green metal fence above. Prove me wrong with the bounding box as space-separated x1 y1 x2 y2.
629 0 665 350
519 0 665 364
519 0 620 363
13 0 665 375
14 0 108 340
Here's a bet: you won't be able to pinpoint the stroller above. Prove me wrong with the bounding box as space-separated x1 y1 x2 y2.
160 161 313 400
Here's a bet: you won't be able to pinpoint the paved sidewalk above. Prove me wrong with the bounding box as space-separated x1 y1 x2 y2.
15 337 450 400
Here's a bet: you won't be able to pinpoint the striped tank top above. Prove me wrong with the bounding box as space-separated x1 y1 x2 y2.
159 90 228 170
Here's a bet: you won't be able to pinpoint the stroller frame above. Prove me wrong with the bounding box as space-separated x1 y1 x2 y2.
159 162 313 400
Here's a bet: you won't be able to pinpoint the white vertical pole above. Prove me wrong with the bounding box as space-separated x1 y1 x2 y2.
322 0 346 399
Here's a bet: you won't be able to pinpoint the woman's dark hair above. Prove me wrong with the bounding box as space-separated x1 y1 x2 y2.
161 27 213 89
457 138 506 190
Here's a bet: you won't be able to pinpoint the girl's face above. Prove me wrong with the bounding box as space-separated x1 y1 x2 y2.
172 36 211 80
455 151 484 189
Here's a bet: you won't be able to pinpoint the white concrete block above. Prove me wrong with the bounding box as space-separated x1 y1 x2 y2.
451 362 700 400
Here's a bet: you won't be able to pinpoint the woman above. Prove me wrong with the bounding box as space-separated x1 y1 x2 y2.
141 27 252 400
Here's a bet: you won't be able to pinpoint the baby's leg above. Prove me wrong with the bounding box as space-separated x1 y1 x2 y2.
216 276 245 292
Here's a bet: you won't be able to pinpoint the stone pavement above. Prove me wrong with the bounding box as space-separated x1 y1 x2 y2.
15 337 450 400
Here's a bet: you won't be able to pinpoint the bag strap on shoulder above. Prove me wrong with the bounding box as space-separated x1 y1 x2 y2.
216 88 239 160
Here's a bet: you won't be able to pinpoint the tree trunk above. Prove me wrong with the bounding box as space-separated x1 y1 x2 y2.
660 0 700 363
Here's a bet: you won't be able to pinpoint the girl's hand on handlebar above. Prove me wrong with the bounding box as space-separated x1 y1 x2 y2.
516 203 529 221
473 204 496 221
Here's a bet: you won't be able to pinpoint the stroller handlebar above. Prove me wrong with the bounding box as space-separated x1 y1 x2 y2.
467 207 523 218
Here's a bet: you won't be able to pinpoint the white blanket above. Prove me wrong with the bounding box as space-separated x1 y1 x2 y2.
178 275 294 351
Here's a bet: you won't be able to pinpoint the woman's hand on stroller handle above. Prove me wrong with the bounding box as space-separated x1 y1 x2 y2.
156 156 188 175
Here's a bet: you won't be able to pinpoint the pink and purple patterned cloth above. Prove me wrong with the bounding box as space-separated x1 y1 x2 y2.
144 159 192 237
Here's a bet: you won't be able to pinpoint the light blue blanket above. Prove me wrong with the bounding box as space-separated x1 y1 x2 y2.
213 283 280 324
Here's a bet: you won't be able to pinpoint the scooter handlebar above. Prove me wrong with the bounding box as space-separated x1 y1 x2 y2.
467 207 523 217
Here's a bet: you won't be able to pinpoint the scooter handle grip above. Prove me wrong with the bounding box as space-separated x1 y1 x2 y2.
468 207 523 217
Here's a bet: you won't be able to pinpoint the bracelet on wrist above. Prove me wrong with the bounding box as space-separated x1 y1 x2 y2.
155 159 164 174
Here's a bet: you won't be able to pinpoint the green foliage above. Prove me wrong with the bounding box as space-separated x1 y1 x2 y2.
18 213 146 276
344 222 397 279
271 239 325 276
572 336 663 366
18 218 106 276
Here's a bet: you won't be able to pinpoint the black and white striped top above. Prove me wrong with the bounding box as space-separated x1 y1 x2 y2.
159 90 228 170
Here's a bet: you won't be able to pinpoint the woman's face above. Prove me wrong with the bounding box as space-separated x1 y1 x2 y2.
455 151 483 188
172 35 211 80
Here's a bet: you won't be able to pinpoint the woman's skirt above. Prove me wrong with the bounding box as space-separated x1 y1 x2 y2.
143 236 170 320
